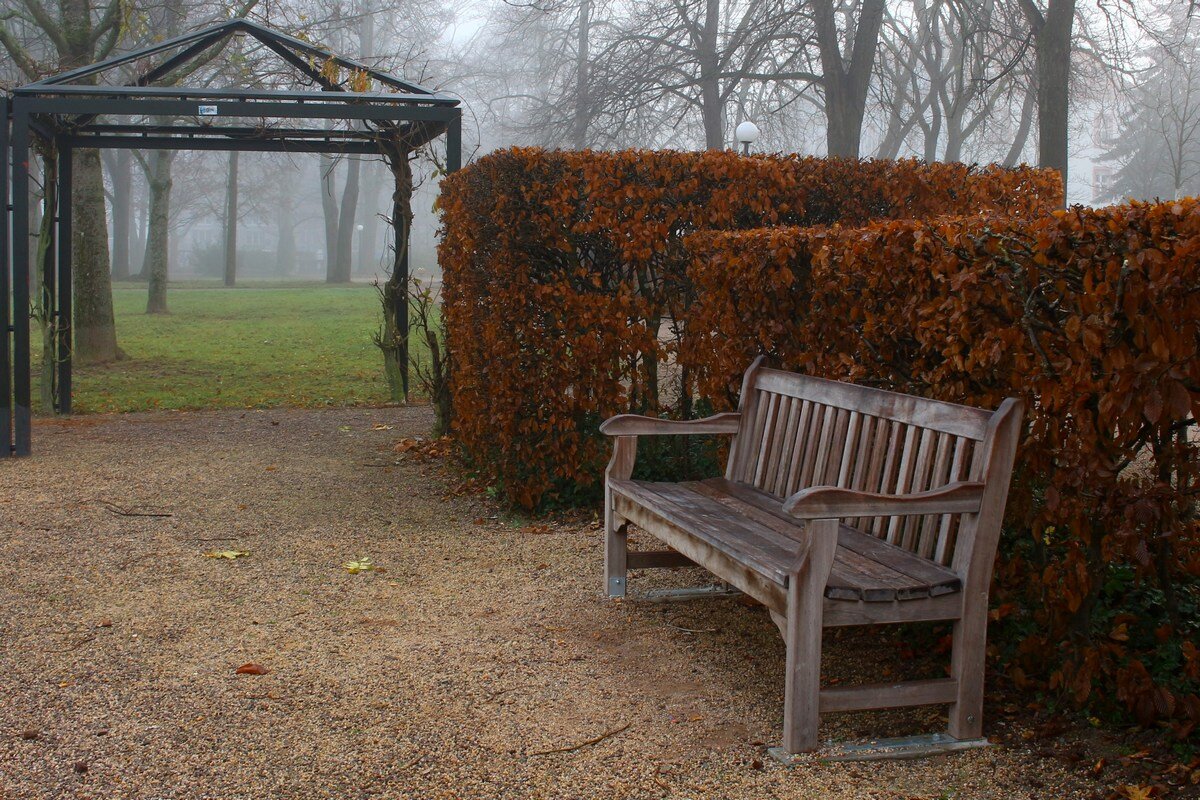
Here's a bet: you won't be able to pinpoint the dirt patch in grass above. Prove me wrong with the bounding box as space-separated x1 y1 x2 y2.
0 408 1144 798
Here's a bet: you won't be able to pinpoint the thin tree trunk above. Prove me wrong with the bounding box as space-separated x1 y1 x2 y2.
572 0 591 149
333 154 360 283
223 150 239 287
358 166 381 274
131 181 147 279
1003 87 1037 166
144 150 172 314
276 219 297 276
321 153 340 282
108 149 132 280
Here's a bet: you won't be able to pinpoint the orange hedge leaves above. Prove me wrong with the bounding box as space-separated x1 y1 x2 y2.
683 201 1200 729
438 147 1061 507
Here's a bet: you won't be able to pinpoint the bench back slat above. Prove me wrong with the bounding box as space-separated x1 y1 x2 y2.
727 367 993 567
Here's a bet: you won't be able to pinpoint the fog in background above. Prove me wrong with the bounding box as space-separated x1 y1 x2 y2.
2 0 1197 284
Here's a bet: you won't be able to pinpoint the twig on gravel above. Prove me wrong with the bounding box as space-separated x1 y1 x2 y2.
664 622 718 634
45 634 96 653
485 684 538 702
96 500 173 518
359 461 402 467
529 723 630 756
117 552 161 570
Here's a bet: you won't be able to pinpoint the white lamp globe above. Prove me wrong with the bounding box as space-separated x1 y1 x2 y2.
735 120 760 145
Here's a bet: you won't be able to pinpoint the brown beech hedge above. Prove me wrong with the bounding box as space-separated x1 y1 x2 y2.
438 147 1061 508
684 201 1200 731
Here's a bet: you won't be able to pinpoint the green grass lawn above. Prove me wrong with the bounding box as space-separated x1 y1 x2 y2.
57 282 424 414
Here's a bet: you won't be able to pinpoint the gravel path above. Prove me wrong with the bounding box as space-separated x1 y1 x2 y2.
0 407 1106 799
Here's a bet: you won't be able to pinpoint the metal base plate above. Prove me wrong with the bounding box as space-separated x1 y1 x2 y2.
643 583 742 602
769 734 990 764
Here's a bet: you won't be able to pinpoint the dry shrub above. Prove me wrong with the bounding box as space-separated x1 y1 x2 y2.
437 147 1060 507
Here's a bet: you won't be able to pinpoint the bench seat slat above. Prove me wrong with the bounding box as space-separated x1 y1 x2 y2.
698 478 964 596
611 479 962 603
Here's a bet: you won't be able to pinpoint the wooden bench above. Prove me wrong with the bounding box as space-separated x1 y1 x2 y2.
599 358 1023 759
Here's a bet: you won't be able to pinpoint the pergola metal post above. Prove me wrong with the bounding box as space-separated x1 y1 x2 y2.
56 142 72 413
9 99 31 455
1 96 11 457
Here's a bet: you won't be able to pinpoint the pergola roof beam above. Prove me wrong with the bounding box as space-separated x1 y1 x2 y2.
81 123 380 139
24 21 241 87
15 85 458 106
63 134 398 155
15 96 460 123
233 19 436 96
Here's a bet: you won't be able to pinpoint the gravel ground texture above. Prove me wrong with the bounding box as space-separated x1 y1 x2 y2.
0 407 1126 799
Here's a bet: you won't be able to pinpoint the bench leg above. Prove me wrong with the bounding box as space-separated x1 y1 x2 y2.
780 518 839 754
947 601 987 740
604 511 628 598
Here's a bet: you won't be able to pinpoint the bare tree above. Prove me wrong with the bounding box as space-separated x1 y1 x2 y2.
587 0 819 150
1104 8 1200 200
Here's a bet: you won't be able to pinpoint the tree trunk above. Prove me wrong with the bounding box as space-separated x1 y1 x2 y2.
814 0 887 158
108 149 132 280
333 154 360 283
1028 0 1075 201
144 149 172 314
223 150 239 287
321 153 340 282
72 148 121 362
699 0 724 150
572 0 591 149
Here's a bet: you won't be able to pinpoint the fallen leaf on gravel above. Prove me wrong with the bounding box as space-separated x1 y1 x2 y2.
96 618 112 628
235 663 270 676
343 556 380 574
205 550 249 560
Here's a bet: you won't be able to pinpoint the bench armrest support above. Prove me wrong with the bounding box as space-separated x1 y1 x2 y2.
600 412 741 437
782 481 986 520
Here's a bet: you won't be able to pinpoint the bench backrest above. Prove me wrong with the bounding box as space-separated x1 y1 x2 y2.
726 364 1005 570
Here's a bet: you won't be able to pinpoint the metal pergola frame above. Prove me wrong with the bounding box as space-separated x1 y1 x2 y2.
2 19 462 457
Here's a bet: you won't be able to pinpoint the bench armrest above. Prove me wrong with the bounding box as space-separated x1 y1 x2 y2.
599 412 741 437
782 481 986 519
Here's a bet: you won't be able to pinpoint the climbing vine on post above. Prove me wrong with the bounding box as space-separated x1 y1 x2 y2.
375 139 415 404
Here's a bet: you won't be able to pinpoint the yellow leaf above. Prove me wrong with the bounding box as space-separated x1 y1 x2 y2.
205 550 249 560
343 556 378 574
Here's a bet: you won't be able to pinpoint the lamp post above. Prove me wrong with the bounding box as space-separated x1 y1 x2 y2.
735 120 760 155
